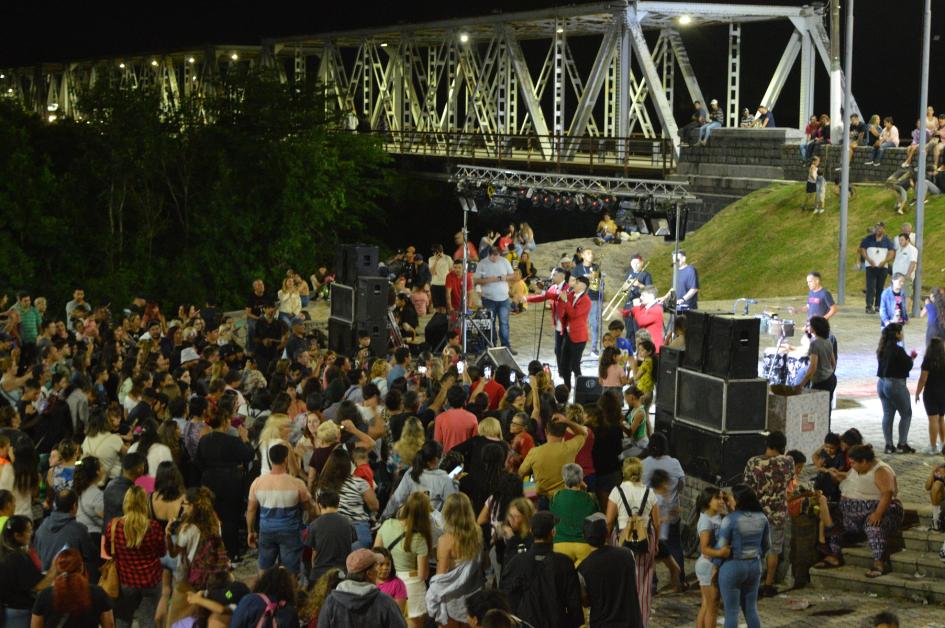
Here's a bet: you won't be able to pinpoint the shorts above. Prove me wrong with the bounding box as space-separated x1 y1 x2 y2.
769 524 785 555
402 574 428 619
431 285 447 308
924 389 945 416
806 181 817 194
553 541 594 566
695 556 716 587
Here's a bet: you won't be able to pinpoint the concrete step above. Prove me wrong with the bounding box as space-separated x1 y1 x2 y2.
902 527 945 553
843 545 945 579
810 562 945 604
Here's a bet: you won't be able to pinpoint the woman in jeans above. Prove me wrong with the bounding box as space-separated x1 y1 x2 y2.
105 486 166 628
716 484 769 628
876 323 915 454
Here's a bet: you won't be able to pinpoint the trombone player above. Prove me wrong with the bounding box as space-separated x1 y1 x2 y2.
602 255 652 349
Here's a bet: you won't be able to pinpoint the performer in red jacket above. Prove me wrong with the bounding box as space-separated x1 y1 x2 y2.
622 285 665 353
526 267 569 380
559 275 592 389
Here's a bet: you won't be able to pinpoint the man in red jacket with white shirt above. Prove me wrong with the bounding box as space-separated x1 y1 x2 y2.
559 275 592 390
623 285 665 353
526 267 569 381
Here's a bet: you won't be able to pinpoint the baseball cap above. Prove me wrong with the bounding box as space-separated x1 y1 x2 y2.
583 512 608 547
530 511 559 539
346 548 383 574
179 347 200 364
206 581 250 610
710 98 718 105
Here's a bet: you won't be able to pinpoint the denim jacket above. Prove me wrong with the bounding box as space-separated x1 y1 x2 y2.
879 287 908 328
717 511 770 560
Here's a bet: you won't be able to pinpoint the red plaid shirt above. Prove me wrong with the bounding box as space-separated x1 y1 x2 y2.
105 518 166 588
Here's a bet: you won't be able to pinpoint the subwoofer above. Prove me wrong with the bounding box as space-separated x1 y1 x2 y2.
574 376 603 405
675 368 768 433
672 421 767 486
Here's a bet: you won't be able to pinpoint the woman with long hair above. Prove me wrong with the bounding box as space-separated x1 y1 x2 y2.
258 413 300 476
317 447 379 550
74 456 106 548
230 566 299 627
921 287 945 348
493 497 535 569
516 252 537 289
157 420 182 466
716 484 768 628
300 568 343 627
876 322 915 453
105 486 166 628
426 492 484 628
606 457 660 625
82 407 127 481
0 515 56 627
166 486 226 624
375 491 433 628
129 419 174 480
916 336 945 454
642 432 687 591
597 347 628 399
11 444 39 518
31 548 115 627
454 418 509 512
150 461 185 526
476 443 524 551
591 392 623 508
796 316 838 416
515 222 536 257
392 417 426 478
382 440 456 519
195 395 254 560
306 420 342 491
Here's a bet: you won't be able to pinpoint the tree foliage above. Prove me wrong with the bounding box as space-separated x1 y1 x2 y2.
0 75 392 312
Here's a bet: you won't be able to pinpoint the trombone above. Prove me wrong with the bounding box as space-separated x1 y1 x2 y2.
603 261 649 320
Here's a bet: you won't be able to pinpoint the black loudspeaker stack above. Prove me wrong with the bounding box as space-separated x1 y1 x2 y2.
668 313 768 486
574 376 603 405
329 244 389 358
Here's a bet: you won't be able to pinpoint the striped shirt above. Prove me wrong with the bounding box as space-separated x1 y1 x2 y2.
333 476 371 522
15 304 41 344
248 470 311 533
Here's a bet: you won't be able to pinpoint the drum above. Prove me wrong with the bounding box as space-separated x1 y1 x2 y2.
762 348 788 385
787 352 810 387
764 317 796 338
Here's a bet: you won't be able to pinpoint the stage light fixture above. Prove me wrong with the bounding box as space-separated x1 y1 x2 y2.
47 114 57 122
380 42 388 48
556 26 564 34
230 53 239 61
6 88 13 94
678 15 693 25
0 74 5 79
188 57 195 64
151 59 159 67
459 33 470 43
46 103 58 112
119 63 126 69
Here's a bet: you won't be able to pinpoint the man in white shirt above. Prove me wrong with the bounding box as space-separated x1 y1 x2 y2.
892 233 919 310
429 244 452 311
474 246 516 354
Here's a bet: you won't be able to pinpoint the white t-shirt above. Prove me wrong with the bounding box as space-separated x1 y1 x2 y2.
608 481 655 532
127 442 174 476
474 257 513 302
892 244 918 279
430 253 452 286
77 486 105 533
83 432 125 479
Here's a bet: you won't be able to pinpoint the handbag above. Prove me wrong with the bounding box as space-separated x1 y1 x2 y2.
99 520 121 598
617 485 651 555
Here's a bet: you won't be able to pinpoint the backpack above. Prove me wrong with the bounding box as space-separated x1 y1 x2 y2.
617 485 651 555
186 534 230 589
253 593 286 628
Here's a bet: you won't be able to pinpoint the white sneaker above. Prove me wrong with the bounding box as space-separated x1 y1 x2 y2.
925 445 940 455
865 160 874 165
901 161 911 168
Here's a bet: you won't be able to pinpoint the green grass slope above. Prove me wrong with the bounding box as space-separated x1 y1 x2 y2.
647 183 945 301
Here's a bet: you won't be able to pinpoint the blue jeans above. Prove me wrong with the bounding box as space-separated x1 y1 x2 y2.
4 608 31 628
699 121 721 142
352 520 373 550
800 140 818 161
718 558 762 628
115 584 161 628
258 528 304 574
589 298 600 351
872 140 896 163
878 377 912 448
664 521 686 583
482 297 511 348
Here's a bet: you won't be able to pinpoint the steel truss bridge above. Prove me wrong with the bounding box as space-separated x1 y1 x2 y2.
1 2 858 172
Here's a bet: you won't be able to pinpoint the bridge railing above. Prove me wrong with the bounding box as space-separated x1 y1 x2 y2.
366 130 676 174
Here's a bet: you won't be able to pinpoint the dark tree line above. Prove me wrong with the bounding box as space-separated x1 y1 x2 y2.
0 75 393 314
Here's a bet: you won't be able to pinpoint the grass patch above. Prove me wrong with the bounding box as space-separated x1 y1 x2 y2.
647 183 945 301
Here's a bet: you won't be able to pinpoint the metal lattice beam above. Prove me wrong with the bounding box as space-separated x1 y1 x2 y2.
453 164 693 201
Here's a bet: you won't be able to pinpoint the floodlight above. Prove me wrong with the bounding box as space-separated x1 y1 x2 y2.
230 53 239 61
119 63 126 69
678 15 692 25
151 59 159 67
188 57 195 64
380 42 388 48
459 33 470 43
556 27 564 34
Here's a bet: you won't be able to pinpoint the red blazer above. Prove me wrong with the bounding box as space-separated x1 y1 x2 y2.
629 303 665 353
561 291 592 343
526 282 566 330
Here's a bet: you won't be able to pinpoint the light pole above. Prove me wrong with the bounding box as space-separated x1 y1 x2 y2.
913 0 932 317
837 0 854 305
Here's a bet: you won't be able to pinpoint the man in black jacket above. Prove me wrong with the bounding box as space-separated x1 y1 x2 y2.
500 511 583 628
578 513 643 627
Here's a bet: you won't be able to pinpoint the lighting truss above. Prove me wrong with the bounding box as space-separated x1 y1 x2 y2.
453 164 693 203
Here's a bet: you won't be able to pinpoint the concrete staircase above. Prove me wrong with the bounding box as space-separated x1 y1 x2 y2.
809 502 945 604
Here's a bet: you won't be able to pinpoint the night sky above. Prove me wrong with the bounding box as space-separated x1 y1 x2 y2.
4 1 943 130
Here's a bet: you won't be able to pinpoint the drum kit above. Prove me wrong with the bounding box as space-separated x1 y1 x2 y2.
758 310 810 386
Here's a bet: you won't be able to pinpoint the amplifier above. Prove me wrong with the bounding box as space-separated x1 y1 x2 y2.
673 421 766 486
574 376 603 405
655 347 683 413
675 368 768 433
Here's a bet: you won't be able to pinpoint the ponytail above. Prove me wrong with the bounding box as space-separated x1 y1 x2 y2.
410 440 442 483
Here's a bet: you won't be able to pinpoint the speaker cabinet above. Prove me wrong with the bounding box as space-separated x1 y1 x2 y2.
673 421 767 486
574 376 603 405
474 347 524 378
676 368 768 433
683 311 710 371
654 407 673 439
704 316 761 380
336 244 379 285
356 277 390 321
656 347 683 412
328 316 387 358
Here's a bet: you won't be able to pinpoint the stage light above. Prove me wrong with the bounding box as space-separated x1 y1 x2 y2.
380 42 388 48
459 33 470 43
47 103 58 112
0 74 5 79
47 114 57 122
188 57 195 64
151 59 159 67
6 88 13 94
678 15 692 25
118 63 126 69
230 53 239 61
556 27 564 34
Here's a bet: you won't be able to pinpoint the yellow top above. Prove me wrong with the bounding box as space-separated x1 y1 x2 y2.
519 434 587 496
